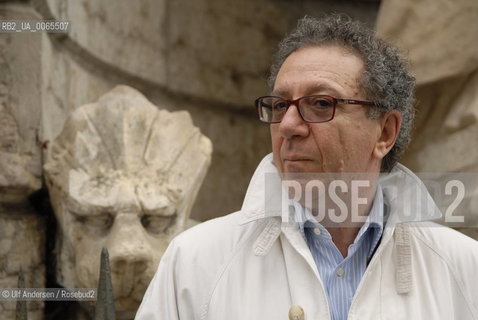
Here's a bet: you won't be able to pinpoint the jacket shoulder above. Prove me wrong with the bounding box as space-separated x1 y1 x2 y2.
168 211 265 291
409 221 478 315
410 221 478 261
144 211 264 319
173 211 260 256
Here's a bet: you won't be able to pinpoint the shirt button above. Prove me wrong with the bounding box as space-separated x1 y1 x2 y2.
313 227 321 235
336 267 345 277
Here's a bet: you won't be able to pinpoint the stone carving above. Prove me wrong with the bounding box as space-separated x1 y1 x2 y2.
377 0 478 238
44 85 212 319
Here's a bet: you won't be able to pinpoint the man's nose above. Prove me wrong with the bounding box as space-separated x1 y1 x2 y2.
278 104 310 139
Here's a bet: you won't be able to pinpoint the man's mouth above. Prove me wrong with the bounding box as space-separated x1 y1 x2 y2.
283 155 312 162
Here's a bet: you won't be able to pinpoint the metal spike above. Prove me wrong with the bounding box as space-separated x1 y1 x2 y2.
94 248 116 320
16 266 28 320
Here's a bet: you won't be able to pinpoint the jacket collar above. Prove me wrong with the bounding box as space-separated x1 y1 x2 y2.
239 154 283 224
241 154 432 295
239 153 442 225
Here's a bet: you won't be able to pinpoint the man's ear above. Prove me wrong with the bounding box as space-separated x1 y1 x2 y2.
373 110 402 160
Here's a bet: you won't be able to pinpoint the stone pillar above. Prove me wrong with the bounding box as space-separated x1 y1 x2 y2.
0 5 45 320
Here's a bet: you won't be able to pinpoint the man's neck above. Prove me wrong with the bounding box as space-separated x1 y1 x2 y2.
314 184 378 258
326 227 361 258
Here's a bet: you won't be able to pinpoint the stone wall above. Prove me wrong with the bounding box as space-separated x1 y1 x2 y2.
25 0 378 223
0 5 44 319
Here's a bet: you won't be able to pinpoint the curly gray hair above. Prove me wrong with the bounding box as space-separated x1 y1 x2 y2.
268 15 415 172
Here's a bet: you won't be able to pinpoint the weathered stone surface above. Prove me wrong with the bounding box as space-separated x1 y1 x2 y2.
0 212 45 320
39 29 114 145
377 0 478 173
377 0 478 85
401 73 478 173
44 85 212 319
164 0 282 106
0 5 43 202
42 0 379 107
42 0 273 106
377 0 478 237
0 5 45 319
44 0 168 88
0 103 41 203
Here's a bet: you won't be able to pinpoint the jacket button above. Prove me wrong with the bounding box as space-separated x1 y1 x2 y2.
289 305 305 320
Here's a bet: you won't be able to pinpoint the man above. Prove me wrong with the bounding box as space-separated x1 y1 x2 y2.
135 15 478 320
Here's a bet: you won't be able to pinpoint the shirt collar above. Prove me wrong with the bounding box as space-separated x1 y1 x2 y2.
355 184 384 242
294 184 385 243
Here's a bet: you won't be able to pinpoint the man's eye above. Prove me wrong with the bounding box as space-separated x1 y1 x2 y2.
273 100 288 110
311 97 333 108
141 215 175 234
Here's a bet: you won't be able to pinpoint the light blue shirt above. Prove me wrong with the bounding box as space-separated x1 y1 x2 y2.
293 186 384 320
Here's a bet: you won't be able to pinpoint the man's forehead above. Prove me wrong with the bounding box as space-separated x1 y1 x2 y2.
277 45 364 74
271 83 342 98
272 46 365 97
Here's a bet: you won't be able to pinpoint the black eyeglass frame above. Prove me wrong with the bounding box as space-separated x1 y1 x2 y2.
254 95 381 123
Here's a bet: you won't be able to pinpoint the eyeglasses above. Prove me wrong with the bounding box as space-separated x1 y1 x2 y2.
255 95 380 123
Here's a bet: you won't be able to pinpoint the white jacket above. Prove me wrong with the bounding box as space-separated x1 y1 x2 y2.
136 154 478 320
